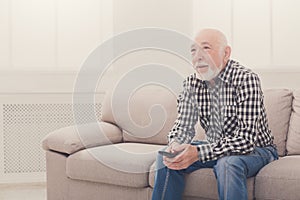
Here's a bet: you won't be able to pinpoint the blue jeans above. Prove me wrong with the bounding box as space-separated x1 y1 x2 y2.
152 141 278 200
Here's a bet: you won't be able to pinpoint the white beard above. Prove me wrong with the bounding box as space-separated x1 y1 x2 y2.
196 64 222 81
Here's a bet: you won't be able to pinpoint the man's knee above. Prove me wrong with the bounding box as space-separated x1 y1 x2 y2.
213 156 247 177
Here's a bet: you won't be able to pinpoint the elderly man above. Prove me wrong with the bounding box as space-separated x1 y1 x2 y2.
152 29 278 200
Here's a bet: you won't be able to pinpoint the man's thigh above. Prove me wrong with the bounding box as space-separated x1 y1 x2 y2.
215 146 277 178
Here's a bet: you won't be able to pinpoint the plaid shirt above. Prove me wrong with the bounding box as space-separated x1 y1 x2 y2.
168 60 274 162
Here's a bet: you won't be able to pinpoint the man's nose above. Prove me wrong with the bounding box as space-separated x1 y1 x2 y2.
194 51 203 61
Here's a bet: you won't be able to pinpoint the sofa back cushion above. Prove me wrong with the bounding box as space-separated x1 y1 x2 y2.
102 87 293 151
263 89 293 156
286 90 300 155
101 84 178 144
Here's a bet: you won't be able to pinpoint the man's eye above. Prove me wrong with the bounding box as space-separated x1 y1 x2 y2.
203 46 211 50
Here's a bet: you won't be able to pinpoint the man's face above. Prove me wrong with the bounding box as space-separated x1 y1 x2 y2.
191 32 225 80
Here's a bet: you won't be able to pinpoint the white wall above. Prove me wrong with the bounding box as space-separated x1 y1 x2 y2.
113 0 193 35
0 0 113 71
0 0 113 93
103 0 195 91
0 0 300 92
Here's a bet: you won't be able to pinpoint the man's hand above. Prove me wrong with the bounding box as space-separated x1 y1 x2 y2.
163 143 199 170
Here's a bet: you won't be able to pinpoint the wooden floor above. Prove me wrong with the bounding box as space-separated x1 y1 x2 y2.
0 183 46 200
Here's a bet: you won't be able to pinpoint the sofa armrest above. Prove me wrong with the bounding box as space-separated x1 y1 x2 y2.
42 121 123 155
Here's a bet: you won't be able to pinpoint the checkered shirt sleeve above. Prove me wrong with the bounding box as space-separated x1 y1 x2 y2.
167 79 198 144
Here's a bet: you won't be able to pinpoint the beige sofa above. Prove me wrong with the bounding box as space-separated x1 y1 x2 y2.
42 87 300 200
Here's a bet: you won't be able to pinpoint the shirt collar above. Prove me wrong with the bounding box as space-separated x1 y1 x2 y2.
217 59 234 83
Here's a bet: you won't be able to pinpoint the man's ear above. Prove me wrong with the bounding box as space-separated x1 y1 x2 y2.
224 46 231 62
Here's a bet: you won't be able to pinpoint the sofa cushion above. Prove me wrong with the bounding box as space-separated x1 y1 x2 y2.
263 89 293 156
66 143 163 188
42 122 123 154
149 162 254 199
255 156 300 200
286 90 300 155
101 85 178 145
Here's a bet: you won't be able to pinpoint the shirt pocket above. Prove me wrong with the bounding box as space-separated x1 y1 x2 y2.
221 105 238 134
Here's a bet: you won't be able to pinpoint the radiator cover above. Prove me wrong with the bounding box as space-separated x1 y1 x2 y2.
0 93 103 183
